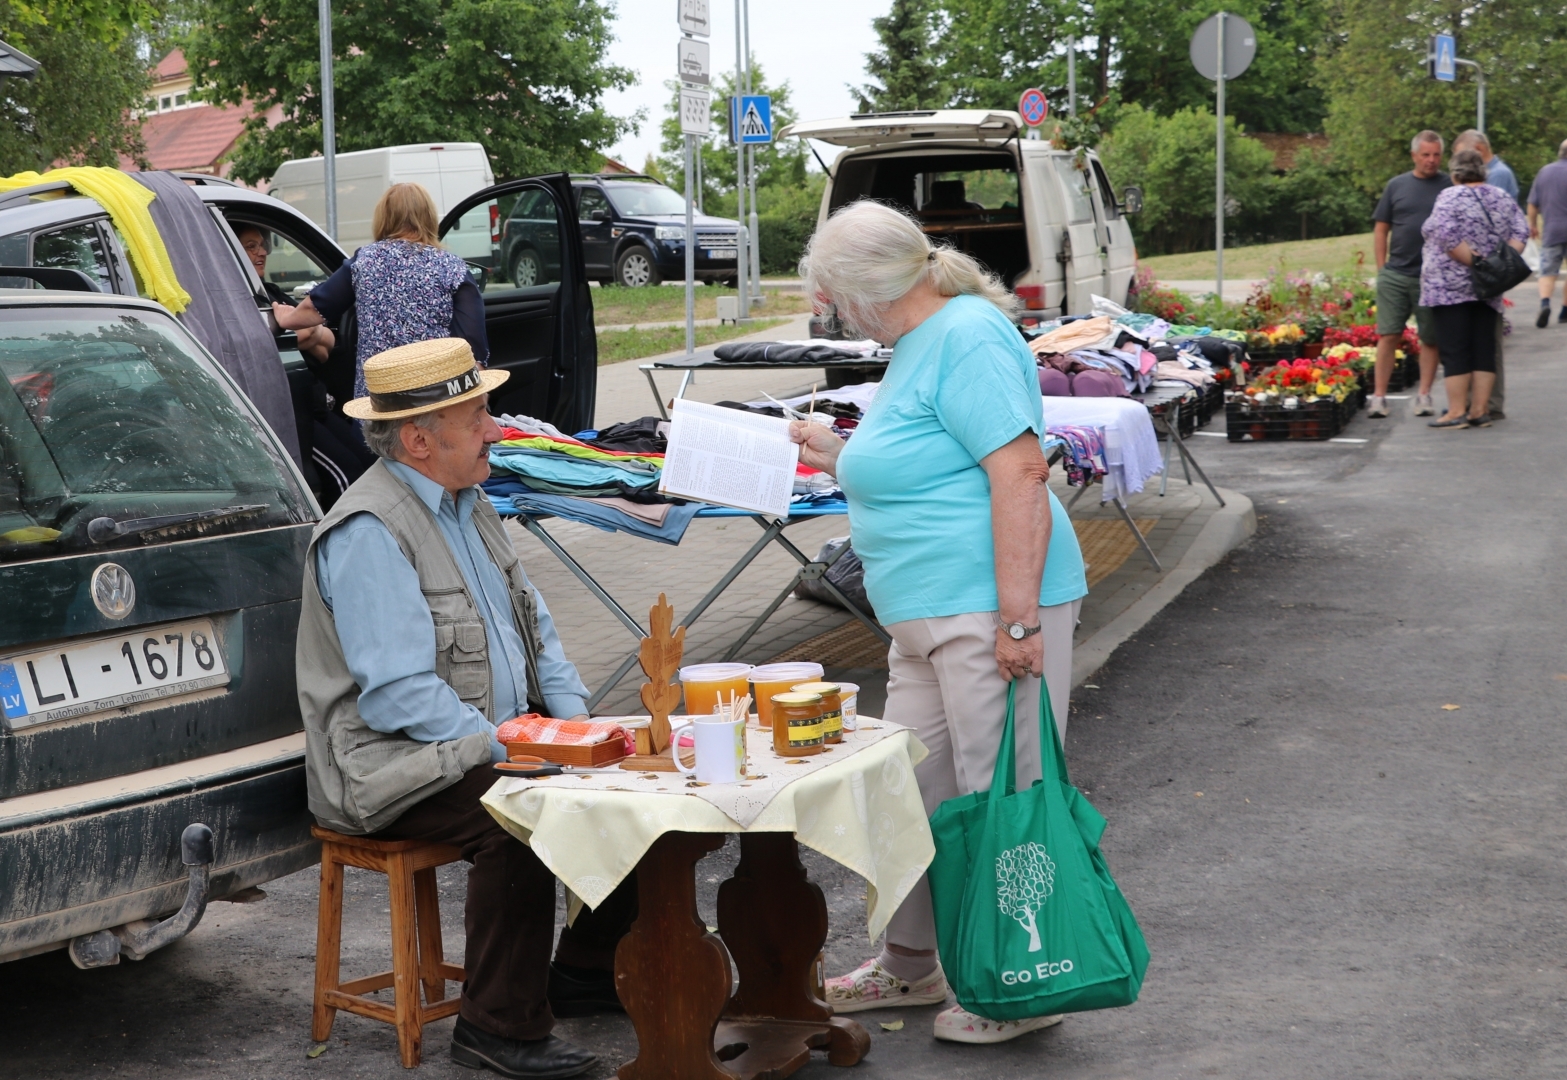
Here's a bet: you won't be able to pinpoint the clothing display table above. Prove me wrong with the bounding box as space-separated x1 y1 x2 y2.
639 354 890 420
1127 386 1226 505
491 497 889 709
482 722 933 1079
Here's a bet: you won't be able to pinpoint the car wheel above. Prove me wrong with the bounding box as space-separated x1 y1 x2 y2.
510 248 542 287
615 247 658 288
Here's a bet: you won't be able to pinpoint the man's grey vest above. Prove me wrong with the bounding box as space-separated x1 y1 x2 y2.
297 460 546 835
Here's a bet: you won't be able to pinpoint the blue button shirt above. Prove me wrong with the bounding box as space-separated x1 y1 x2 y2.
315 461 589 762
1488 156 1520 202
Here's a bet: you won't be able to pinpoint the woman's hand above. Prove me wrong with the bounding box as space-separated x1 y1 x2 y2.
273 296 324 330
1509 239 1526 253
1448 241 1476 266
995 628 1044 681
789 420 845 477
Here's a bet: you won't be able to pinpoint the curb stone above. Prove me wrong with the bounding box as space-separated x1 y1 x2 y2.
1071 486 1256 687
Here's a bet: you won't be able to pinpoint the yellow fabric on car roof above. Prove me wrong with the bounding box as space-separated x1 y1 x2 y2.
0 167 191 313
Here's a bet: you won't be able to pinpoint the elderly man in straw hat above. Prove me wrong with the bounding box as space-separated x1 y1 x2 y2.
296 338 631 1078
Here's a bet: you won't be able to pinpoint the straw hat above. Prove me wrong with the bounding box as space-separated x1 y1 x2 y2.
343 338 509 421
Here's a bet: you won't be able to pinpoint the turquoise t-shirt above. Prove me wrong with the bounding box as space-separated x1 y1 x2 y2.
836 294 1088 626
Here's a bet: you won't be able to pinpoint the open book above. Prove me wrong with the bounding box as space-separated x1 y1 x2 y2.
659 399 800 516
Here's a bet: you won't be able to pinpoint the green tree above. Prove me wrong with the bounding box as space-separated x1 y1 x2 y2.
1097 103 1277 254
184 0 637 184
1320 0 1567 196
854 0 945 111
1272 146 1373 240
0 0 163 170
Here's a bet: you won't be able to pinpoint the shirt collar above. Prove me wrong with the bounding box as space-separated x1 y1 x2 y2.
384 459 477 523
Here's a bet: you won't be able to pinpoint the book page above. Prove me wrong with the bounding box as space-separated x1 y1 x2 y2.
659 399 800 516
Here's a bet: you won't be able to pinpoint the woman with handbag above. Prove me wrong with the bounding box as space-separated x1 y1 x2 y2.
1420 148 1530 428
788 200 1089 1044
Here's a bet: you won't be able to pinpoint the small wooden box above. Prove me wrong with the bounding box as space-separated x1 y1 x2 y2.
506 739 627 767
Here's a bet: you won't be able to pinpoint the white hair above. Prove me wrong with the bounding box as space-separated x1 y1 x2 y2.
362 411 441 460
798 200 1018 343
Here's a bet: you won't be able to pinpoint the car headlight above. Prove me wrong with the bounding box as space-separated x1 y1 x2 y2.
655 226 688 241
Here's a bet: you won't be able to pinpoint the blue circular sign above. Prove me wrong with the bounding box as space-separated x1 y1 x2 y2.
1018 88 1049 127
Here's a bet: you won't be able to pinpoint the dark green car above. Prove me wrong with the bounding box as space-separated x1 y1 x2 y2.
0 289 318 967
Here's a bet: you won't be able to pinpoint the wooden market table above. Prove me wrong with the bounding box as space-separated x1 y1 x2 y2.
482 721 933 1079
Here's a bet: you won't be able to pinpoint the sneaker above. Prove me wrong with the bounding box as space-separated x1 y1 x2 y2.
1558 307 1567 323
932 1005 1064 1044
825 957 949 1013
1413 393 1435 416
1367 396 1390 418
1538 306 1552 328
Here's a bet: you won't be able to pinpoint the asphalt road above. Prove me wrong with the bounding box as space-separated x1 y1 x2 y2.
5 318 1565 1079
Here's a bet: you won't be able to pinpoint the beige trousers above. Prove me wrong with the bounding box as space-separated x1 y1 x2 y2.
881 599 1080 952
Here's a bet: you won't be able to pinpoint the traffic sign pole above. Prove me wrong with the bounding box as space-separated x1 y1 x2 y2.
733 0 748 318
744 0 760 302
1216 11 1225 299
678 0 711 357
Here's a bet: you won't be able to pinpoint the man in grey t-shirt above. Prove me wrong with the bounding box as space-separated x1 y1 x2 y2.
1528 140 1567 326
1369 131 1450 418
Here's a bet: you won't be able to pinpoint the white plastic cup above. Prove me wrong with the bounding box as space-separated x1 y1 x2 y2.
835 681 860 731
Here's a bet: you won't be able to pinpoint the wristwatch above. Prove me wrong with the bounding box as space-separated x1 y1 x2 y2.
998 619 1042 640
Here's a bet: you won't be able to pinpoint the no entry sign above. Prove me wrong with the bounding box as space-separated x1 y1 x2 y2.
1019 87 1049 128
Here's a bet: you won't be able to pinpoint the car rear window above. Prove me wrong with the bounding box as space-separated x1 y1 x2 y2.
0 305 313 563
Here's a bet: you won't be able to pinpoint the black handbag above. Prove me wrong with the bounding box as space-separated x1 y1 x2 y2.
1467 189 1532 300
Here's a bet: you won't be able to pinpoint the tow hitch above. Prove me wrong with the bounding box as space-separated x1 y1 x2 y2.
68 823 215 969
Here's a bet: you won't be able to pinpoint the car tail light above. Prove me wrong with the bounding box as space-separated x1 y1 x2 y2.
1014 284 1046 310
490 203 500 245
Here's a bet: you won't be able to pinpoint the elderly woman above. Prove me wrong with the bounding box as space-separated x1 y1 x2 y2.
789 200 1087 1045
1421 148 1529 428
274 183 489 400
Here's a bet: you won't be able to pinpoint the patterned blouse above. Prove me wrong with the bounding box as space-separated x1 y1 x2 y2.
309 239 482 398
1420 183 1530 310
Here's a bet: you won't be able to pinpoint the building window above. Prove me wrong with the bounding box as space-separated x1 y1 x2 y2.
174 93 187 107
159 95 172 110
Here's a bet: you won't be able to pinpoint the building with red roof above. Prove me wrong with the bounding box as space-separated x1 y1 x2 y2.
121 50 282 187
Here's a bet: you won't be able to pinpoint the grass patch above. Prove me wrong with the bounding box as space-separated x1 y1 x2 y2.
597 318 791 365
592 285 810 327
1139 233 1377 281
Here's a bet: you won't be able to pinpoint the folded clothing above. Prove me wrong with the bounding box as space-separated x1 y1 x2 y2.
485 484 703 545
497 713 635 756
489 446 660 488
713 341 879 364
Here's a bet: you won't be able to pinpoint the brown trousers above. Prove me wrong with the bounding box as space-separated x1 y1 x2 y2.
371 765 637 1041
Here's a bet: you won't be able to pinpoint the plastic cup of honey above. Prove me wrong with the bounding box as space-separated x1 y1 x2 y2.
679 663 754 719
834 682 859 731
750 662 824 728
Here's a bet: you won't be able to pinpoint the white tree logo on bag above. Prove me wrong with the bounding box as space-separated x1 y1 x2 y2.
996 842 1055 953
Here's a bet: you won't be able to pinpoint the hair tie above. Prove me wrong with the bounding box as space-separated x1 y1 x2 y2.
927 249 937 262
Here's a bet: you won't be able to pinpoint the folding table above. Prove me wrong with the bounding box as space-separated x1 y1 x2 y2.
638 355 889 420
1131 384 1226 506
496 497 890 710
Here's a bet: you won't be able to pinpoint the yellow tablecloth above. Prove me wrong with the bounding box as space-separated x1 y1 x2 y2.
482 721 933 942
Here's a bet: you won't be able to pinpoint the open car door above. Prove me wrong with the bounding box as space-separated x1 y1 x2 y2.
439 173 596 433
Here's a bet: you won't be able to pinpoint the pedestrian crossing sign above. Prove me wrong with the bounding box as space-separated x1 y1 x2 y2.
1431 33 1456 82
732 95 773 144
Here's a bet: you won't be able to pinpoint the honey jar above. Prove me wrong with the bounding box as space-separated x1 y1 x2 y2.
791 681 843 743
769 692 825 756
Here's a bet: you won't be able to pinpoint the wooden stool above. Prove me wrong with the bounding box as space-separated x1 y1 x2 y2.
311 825 466 1068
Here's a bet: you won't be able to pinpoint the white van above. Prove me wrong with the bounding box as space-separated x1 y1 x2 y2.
268 142 497 270
778 111 1141 317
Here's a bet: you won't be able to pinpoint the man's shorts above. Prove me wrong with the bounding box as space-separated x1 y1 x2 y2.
1376 268 1437 342
1540 242 1567 278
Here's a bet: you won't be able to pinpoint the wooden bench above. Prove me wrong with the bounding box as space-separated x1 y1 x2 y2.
311 826 465 1068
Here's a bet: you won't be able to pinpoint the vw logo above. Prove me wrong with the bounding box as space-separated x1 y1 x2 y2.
90 563 136 620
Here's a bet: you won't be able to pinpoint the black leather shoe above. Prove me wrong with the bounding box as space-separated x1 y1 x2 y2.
547 961 624 1017
450 1017 596 1079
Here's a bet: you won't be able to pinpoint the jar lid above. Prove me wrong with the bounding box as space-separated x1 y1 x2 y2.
791 681 840 695
770 691 824 706
750 662 824 681
679 662 753 681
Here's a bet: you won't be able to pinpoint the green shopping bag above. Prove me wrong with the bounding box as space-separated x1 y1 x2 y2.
927 681 1149 1020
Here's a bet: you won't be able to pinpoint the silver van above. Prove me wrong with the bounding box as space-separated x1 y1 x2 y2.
779 110 1141 317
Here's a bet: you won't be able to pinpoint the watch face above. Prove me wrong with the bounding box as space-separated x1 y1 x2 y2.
1009 624 1025 639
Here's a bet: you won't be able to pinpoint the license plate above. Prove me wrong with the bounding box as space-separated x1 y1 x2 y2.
0 619 229 731
703 248 737 260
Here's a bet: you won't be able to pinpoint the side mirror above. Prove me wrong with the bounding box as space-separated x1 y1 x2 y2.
593 208 615 223
1120 185 1144 215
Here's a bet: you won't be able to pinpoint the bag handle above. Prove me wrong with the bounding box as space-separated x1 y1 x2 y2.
983 676 1071 814
1465 186 1507 258
1036 675 1071 787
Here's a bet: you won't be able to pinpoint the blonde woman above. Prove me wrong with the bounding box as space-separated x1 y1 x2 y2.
788 199 1087 1045
275 182 488 398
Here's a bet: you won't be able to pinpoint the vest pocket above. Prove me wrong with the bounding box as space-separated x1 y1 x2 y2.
335 730 448 824
433 616 490 713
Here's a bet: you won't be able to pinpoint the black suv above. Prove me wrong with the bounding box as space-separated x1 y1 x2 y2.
500 174 740 289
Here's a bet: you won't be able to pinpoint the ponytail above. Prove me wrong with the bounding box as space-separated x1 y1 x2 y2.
927 244 1019 317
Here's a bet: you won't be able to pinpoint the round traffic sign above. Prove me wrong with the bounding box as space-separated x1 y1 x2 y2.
1018 87 1049 127
1189 12 1256 81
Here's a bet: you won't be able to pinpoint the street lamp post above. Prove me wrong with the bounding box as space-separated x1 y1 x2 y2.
1455 57 1486 133
318 0 337 241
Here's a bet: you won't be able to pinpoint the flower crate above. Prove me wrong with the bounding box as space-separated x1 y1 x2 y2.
1225 398 1342 442
1246 344 1302 364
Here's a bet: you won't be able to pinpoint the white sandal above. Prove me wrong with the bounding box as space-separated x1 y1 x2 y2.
932 1004 1063 1044
824 957 949 1013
